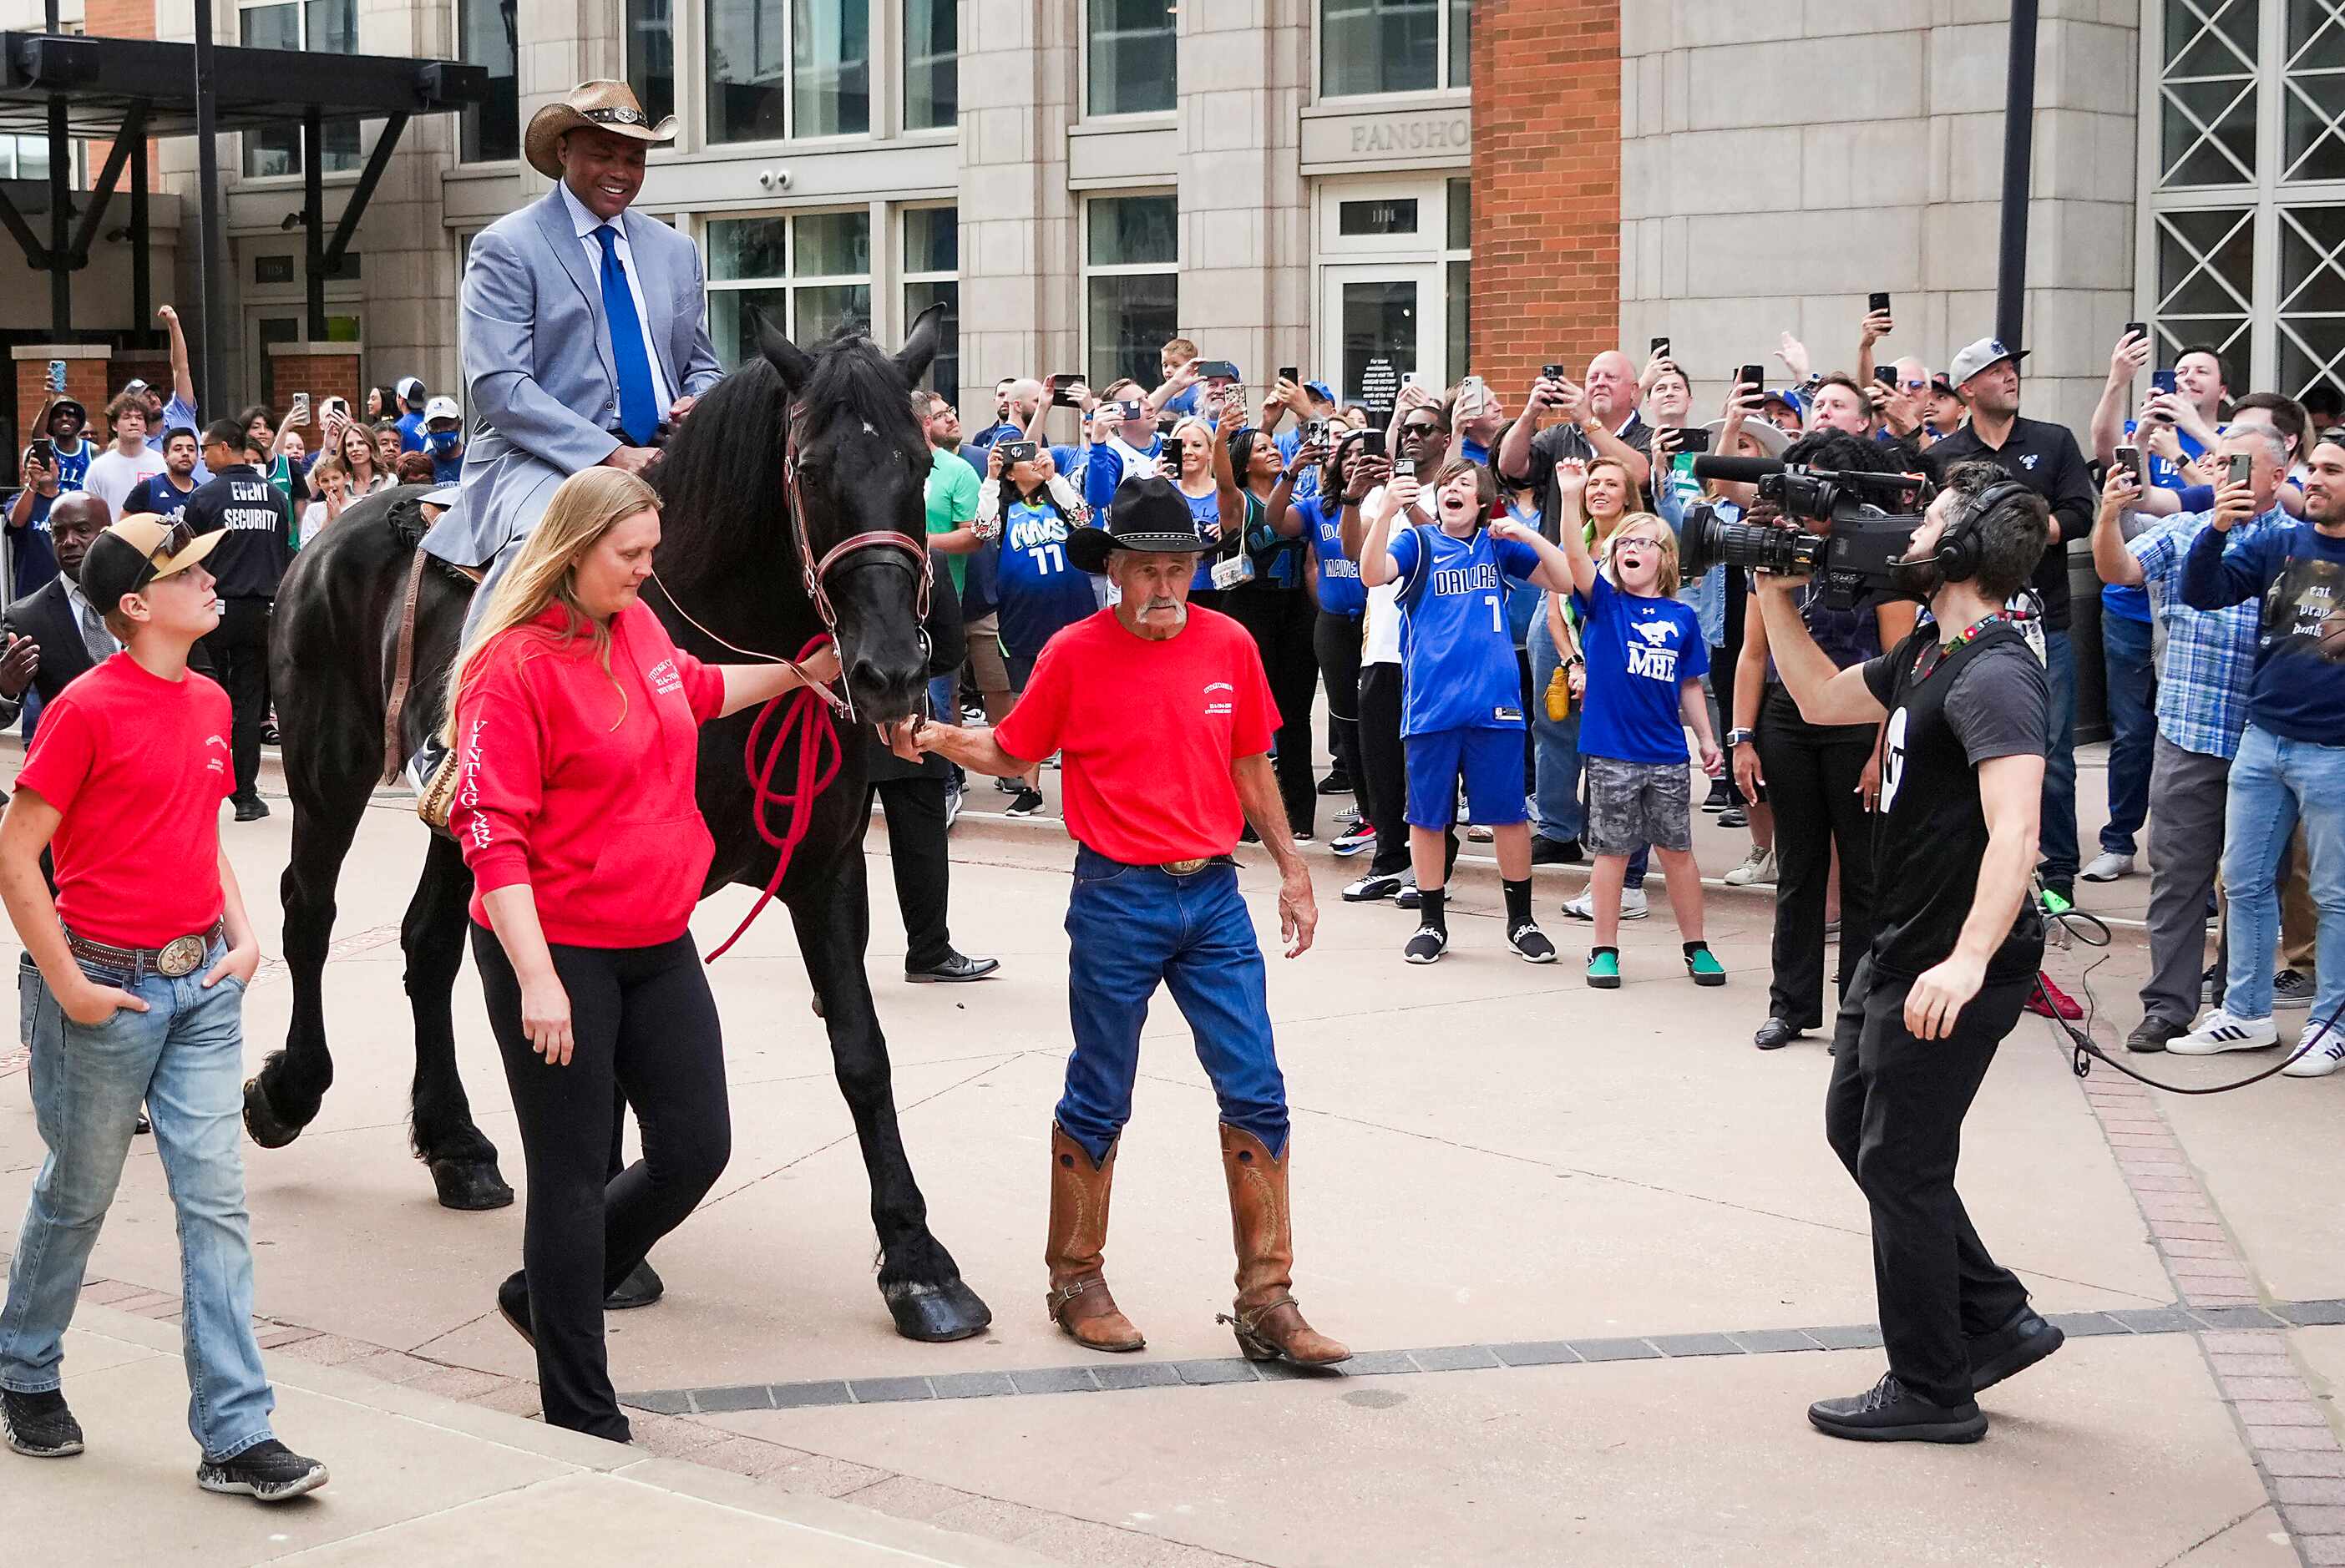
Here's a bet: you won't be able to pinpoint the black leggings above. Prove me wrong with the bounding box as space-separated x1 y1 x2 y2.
1227 586 1322 835
1757 685 1877 1027
473 925 732 1440
1314 609 1363 795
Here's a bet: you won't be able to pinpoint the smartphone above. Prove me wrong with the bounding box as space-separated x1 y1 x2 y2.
2125 321 2148 346
1738 363 1767 393
44 360 65 394
26 437 53 470
1117 399 1145 421
1674 427 1712 455
1356 430 1387 458
1197 359 1240 383
1048 373 1081 408
2151 368 2177 395
1875 367 1898 388
1650 336 1671 358
290 392 311 426
1541 362 1567 382
998 440 1038 464
1461 374 1487 408
1302 419 1327 447
2115 445 2143 484
1869 291 1892 316
2228 451 2252 487
1277 366 1299 387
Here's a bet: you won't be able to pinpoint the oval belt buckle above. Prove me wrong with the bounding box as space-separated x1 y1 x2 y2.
1161 858 1208 876
155 934 205 979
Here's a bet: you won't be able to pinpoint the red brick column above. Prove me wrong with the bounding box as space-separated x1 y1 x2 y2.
1470 0 1623 395
265 346 364 451
10 346 112 480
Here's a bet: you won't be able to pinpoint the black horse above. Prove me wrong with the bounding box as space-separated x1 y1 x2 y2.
248 306 992 1342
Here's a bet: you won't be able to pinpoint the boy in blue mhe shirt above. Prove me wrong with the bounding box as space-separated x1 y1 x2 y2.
2172 439 2345 1070
1359 460 1579 966
1552 459 1726 990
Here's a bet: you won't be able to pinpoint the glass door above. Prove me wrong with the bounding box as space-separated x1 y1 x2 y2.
1320 262 1440 422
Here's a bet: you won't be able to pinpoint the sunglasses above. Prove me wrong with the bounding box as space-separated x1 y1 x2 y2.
130 519 200 593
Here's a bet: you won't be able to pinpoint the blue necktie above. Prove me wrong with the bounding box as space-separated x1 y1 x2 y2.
594 225 660 447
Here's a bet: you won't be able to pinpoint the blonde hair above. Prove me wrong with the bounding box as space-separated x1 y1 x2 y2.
439 468 659 744
1607 513 1680 597
1170 415 1213 478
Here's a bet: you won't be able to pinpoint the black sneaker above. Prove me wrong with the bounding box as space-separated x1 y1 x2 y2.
605 1257 664 1311
1528 836 1583 867
1807 1373 1985 1444
1005 787 1046 817
1317 769 1353 796
1702 777 1733 812
196 1439 329 1502
1968 1306 2064 1393
2126 1016 2185 1055
1507 921 1557 964
1718 805 1749 828
2274 969 2316 1010
1344 870 1404 902
2202 964 2221 1004
1403 925 1448 964
232 795 270 822
2 1388 83 1458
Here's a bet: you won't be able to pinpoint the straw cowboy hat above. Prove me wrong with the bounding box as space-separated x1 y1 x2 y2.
524 81 677 180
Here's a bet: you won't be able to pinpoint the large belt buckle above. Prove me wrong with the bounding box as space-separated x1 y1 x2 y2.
1161 858 1208 876
155 934 207 979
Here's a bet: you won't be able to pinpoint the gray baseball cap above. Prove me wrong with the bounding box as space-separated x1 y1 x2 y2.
1947 336 2028 388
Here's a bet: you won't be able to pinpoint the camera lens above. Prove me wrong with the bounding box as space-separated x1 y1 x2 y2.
1680 505 1818 581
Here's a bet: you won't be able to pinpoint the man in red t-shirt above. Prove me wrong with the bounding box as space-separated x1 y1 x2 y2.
897 475 1346 1368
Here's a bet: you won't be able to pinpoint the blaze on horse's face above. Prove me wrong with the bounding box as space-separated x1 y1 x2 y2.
758 305 946 724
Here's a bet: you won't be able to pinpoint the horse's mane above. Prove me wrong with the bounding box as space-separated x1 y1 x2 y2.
651 326 923 562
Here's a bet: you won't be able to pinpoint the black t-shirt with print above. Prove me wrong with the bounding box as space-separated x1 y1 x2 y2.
1860 624 2050 981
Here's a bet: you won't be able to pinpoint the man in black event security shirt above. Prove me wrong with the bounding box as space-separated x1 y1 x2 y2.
1922 336 2096 906
1759 458 2061 1446
185 419 292 822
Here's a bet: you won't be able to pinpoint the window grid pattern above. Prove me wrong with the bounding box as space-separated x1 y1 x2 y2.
1083 194 1178 392
706 210 874 369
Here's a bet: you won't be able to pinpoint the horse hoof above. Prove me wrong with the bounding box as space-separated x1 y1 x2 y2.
430 1158 515 1211
242 1077 304 1150
881 1277 991 1343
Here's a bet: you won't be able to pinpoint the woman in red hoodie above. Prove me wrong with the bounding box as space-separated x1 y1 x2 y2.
443 468 838 1441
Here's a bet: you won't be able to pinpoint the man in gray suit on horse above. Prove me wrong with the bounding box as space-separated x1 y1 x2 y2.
413 79 723 781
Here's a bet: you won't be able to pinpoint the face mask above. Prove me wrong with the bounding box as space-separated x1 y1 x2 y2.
427 430 460 455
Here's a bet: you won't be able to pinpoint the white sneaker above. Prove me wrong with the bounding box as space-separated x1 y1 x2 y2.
1561 887 1649 922
2079 851 2135 883
2170 1009 2279 1055
2283 1031 2345 1078
1722 847 1778 887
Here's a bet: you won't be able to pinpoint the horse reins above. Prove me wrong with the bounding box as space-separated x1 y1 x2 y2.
652 402 932 964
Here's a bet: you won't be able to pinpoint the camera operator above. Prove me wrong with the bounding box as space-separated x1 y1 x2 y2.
1730 431 1917 1052
1760 458 2062 1444
1923 338 2096 908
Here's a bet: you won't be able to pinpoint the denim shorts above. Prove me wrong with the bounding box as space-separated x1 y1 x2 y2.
1583 755 1693 857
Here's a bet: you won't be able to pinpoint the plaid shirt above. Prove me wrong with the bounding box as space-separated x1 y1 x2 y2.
2129 503 2292 760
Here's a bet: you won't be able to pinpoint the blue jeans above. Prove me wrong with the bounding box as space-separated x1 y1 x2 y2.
2039 629 2079 888
2219 725 2345 1023
2100 613 2155 857
0 941 276 1460
1527 600 1646 887
1058 847 1288 1161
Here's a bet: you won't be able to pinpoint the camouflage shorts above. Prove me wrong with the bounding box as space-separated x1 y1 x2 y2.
1583 755 1694 857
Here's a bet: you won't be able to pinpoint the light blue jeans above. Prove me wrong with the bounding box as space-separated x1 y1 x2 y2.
2219 724 2345 1025
0 939 276 1460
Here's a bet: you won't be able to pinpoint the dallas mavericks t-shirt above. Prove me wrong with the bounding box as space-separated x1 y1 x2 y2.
1573 573 1708 766
993 493 1100 664
1387 523 1542 735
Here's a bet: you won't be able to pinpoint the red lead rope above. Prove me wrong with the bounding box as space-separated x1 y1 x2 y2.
705 633 843 964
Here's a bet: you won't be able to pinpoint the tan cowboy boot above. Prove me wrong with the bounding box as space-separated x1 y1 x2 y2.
1217 1124 1350 1366
1045 1125 1145 1353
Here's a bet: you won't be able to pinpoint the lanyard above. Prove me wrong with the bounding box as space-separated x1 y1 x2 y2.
1914 610 2012 682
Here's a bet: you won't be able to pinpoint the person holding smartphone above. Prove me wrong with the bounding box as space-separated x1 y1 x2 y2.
1162 401 1243 614
8 433 64 604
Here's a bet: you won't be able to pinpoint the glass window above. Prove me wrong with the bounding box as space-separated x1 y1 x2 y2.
1087 0 1175 117
708 0 870 142
1447 0 1469 92
459 0 519 164
706 210 874 367
904 206 959 407
904 0 957 131
626 0 676 126
1084 195 1178 389
1321 0 1436 98
240 0 361 178
1446 176 1470 375
795 0 871 137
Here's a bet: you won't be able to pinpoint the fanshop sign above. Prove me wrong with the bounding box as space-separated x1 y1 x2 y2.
1303 109 1473 170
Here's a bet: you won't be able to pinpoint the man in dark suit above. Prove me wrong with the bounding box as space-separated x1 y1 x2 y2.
3 492 114 718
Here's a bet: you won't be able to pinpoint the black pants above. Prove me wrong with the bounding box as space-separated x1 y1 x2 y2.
1356 661 1410 875
1823 953 2033 1408
1227 587 1321 834
201 596 271 800
867 774 952 969
473 926 732 1440
1757 685 1877 1027
1314 609 1363 794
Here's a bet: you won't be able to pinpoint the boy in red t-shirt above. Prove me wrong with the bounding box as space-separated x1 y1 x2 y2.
0 517 327 1500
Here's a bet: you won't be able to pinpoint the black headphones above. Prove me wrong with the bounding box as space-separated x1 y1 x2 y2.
1934 478 2034 583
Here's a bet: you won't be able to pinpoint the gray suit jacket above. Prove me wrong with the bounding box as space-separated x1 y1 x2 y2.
424 186 723 566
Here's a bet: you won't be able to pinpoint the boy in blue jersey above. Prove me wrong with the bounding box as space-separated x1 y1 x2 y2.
1359 460 1578 965
1553 460 1726 989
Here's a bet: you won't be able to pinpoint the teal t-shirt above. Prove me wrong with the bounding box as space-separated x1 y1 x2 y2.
924 448 980 591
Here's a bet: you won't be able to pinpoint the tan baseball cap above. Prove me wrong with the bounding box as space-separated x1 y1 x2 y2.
78 514 223 616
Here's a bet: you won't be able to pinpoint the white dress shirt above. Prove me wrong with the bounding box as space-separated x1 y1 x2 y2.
557 180 676 418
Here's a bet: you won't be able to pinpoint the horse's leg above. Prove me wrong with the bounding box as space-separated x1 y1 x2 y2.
406 831 514 1211
246 770 370 1147
786 853 990 1342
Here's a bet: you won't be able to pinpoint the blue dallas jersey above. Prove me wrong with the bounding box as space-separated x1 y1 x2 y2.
993 496 1101 663
1388 523 1542 736
1573 574 1708 766
1297 495 1366 616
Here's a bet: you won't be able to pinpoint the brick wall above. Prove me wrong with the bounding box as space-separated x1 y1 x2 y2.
11 349 111 480
263 350 363 452
83 0 157 39
1471 0 1623 397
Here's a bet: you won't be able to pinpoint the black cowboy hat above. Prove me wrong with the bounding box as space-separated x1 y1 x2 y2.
1066 474 1209 574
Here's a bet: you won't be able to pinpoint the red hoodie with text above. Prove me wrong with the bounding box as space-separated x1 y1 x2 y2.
451 598 725 947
